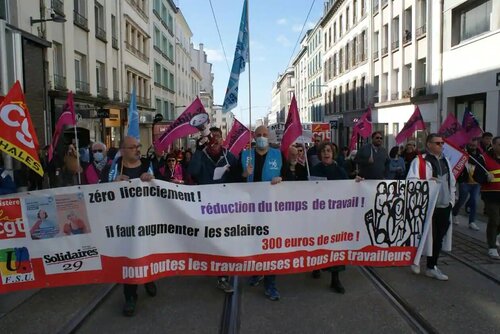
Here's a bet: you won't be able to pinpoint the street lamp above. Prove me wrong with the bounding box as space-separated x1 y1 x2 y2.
30 13 67 25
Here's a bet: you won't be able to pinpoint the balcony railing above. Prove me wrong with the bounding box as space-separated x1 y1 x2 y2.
73 11 88 30
416 25 427 39
380 94 388 102
414 87 427 97
373 50 379 60
402 89 411 98
125 41 149 63
51 0 64 16
391 92 399 100
75 80 90 94
381 46 388 56
95 26 107 42
113 90 120 101
53 74 66 90
392 40 399 51
97 86 108 98
126 0 148 21
126 92 150 107
373 0 379 14
112 36 118 49
382 0 389 8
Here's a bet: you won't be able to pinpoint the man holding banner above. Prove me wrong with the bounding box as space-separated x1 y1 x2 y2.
108 136 156 316
407 134 456 280
242 125 283 301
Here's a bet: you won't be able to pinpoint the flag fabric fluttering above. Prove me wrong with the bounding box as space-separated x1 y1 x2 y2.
395 105 426 144
49 91 76 162
442 139 469 179
438 113 468 147
0 81 44 176
280 95 302 158
222 0 249 114
154 97 208 153
461 109 483 141
127 87 140 140
223 118 251 156
349 107 372 150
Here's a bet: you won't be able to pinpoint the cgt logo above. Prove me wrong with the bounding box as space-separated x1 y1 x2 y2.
0 247 35 284
0 199 26 239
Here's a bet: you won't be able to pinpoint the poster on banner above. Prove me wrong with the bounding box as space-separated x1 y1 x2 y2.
312 123 332 142
0 179 439 293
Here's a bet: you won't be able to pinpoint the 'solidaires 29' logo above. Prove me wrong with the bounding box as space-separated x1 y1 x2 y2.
0 247 35 284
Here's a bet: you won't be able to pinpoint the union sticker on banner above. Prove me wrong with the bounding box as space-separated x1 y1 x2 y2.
42 245 102 275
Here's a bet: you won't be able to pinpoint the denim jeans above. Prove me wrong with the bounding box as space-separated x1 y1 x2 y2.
452 183 480 223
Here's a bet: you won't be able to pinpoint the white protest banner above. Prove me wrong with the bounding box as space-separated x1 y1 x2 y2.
0 179 438 293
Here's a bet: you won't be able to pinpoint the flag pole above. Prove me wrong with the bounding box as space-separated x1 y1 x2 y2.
73 123 81 184
246 0 252 150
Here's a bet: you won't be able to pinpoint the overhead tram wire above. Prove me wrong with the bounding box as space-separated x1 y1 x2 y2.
287 0 316 68
208 0 231 73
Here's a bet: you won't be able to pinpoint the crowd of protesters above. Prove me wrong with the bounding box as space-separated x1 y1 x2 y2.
1 127 499 317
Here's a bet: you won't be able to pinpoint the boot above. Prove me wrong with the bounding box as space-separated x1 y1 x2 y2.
312 270 321 279
330 271 345 294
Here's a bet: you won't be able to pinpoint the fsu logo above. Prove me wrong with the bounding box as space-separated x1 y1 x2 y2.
0 247 35 284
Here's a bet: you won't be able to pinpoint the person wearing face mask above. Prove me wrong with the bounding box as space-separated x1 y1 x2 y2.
82 142 111 184
241 125 284 301
188 126 240 293
282 146 308 181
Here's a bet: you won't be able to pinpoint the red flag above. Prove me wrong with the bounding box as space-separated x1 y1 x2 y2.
280 95 302 158
0 81 44 176
349 107 372 150
461 109 483 141
223 118 251 156
438 113 468 147
442 139 469 179
154 97 208 152
48 91 76 161
395 105 426 144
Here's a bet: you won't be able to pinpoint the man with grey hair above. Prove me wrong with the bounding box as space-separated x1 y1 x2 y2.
82 141 110 184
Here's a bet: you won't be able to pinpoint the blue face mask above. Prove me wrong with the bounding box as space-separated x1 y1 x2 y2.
93 152 104 162
256 137 268 149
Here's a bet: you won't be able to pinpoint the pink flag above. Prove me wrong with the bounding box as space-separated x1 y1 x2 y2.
223 118 251 156
49 91 76 161
395 106 426 144
442 139 469 179
462 109 483 141
154 97 208 152
280 95 302 158
438 113 468 147
349 107 372 150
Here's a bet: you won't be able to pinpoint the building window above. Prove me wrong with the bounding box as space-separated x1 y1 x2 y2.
403 64 412 97
154 62 161 85
455 94 486 129
74 52 89 93
156 98 162 113
163 101 169 119
111 15 118 49
74 0 88 29
361 76 366 108
404 7 412 44
153 26 160 49
95 1 106 42
169 73 175 91
53 42 65 90
415 58 426 96
0 0 7 20
112 68 119 100
392 16 400 50
162 68 169 89
416 0 427 38
96 61 106 97
353 0 358 22
382 24 388 55
339 15 343 36
452 0 492 46
373 31 379 59
346 7 350 30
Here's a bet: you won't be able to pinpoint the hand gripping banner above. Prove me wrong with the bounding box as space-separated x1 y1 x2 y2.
0 179 439 293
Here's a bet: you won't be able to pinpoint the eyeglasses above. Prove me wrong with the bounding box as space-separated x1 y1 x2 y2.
167 159 176 162
297 150 303 152
374 137 383 140
124 144 142 150
431 141 445 146
92 149 103 153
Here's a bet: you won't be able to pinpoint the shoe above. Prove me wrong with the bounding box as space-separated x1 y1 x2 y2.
312 270 321 279
144 282 157 297
488 248 500 260
122 296 137 317
264 286 280 301
330 272 345 294
248 275 264 287
410 264 420 275
217 278 234 293
425 266 448 281
469 222 479 231
452 216 459 225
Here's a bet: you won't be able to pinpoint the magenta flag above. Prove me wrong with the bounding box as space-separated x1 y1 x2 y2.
349 107 372 150
48 91 76 161
280 95 302 158
395 106 426 144
154 97 208 152
462 109 483 141
223 118 251 156
438 113 469 147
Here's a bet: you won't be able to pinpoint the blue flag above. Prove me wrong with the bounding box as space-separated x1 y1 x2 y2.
127 87 140 140
222 0 249 113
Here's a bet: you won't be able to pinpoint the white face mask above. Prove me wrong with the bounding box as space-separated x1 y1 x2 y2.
256 137 268 149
